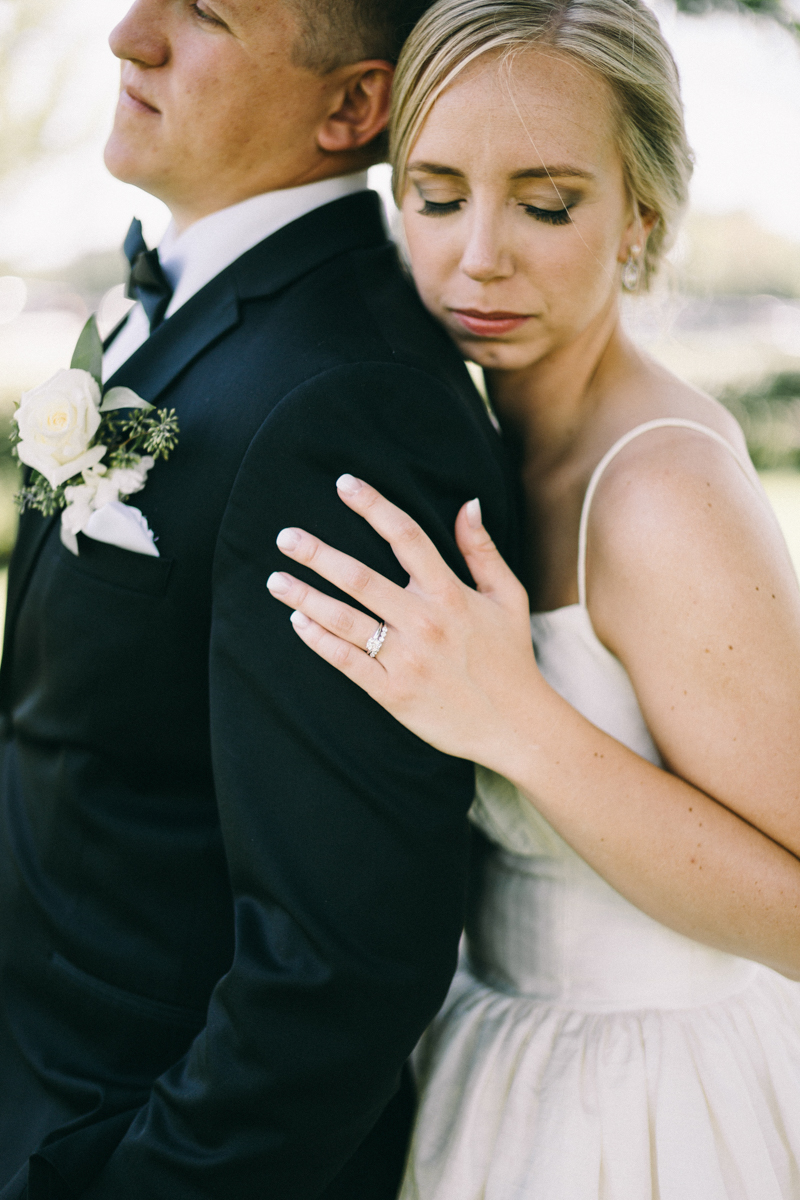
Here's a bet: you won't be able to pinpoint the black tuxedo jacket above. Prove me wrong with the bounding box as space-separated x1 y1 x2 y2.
0 191 521 1200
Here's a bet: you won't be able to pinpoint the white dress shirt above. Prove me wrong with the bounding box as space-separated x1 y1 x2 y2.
103 171 369 381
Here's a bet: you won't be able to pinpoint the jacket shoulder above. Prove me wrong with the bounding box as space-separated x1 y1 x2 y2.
269 240 470 392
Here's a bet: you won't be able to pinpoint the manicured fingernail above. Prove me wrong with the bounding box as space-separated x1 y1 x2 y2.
290 611 311 630
276 528 301 551
466 498 482 529
266 572 291 595
337 474 363 497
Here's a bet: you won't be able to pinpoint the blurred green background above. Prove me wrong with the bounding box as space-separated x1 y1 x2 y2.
1 0 800 628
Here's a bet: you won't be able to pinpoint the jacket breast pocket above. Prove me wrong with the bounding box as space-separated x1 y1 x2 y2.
58 533 174 597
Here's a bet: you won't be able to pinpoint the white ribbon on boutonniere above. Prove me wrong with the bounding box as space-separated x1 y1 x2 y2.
13 317 179 556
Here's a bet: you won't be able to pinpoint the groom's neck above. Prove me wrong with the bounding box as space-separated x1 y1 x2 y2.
165 155 376 237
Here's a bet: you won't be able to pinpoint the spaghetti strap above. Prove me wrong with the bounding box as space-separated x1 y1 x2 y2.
577 418 753 609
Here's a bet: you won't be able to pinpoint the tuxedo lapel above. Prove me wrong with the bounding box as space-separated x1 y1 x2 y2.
104 281 240 402
103 312 132 353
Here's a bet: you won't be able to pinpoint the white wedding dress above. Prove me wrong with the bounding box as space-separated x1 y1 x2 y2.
400 420 800 1200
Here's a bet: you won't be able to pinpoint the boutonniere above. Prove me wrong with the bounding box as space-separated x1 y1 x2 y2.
12 316 179 556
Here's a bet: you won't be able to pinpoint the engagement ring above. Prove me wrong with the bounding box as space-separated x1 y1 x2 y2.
366 622 388 659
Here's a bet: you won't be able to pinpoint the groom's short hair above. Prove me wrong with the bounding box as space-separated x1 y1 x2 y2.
287 0 437 72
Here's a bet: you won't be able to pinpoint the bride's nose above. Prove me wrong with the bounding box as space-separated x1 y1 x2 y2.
459 207 514 283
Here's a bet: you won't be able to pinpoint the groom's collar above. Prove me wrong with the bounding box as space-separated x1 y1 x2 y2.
159 171 370 319
231 187 387 301
104 190 390 403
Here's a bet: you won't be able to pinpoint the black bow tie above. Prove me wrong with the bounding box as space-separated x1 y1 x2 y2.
124 218 174 332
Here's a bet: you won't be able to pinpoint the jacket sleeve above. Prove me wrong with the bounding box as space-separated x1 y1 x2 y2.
77 362 517 1199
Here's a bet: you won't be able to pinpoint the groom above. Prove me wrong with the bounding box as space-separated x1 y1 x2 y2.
0 1 520 1197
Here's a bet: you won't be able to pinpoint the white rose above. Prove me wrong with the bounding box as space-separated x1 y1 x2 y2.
16 368 106 490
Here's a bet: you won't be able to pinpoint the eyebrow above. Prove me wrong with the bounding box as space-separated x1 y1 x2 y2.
408 162 594 181
511 167 594 181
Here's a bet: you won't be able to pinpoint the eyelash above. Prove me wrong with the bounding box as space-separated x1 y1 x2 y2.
419 199 573 225
524 205 573 226
191 3 221 23
419 200 464 217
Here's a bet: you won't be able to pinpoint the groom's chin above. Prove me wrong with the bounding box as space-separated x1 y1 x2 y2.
104 125 161 197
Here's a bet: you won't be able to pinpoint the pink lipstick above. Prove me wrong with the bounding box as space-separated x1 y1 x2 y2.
451 309 531 337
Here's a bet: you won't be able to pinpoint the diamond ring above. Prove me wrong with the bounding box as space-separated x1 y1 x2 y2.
366 622 388 659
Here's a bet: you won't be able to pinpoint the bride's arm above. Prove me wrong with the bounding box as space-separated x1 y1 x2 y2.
267 446 800 980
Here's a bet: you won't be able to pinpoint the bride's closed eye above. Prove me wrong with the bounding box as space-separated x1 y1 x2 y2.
522 203 573 226
417 199 573 223
419 199 465 217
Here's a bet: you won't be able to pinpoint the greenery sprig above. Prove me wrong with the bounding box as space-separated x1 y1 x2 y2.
12 316 179 519
14 473 65 517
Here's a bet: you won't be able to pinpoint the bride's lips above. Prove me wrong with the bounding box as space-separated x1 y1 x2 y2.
120 85 160 115
451 309 531 337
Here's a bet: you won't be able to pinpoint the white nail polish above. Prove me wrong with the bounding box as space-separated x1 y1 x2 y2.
266 573 290 595
466 498 482 529
276 528 301 551
337 474 363 497
290 611 311 630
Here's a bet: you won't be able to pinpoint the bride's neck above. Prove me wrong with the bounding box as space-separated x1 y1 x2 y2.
486 309 633 472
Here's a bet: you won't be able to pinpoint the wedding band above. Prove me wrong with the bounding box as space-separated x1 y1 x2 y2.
366 622 388 658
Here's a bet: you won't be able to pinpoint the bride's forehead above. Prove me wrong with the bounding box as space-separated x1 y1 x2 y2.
431 49 614 125
417 52 618 165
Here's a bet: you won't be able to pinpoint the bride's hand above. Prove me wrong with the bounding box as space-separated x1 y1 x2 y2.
266 474 541 765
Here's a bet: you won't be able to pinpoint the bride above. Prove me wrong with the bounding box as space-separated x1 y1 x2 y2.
267 0 800 1195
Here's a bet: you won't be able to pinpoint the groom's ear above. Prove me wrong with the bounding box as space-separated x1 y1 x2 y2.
316 61 394 155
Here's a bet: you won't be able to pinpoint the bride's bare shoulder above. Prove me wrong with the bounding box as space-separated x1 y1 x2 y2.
593 356 757 513
585 361 796 648
582 360 800 822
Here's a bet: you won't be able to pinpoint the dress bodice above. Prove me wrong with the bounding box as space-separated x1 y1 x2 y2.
467 420 760 1012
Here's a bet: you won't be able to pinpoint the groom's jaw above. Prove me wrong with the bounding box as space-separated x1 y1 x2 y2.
104 0 394 233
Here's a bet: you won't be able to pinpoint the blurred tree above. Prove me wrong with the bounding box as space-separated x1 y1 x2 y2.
675 0 799 34
721 372 800 468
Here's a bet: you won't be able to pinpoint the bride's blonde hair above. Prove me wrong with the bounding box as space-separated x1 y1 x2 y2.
389 0 693 289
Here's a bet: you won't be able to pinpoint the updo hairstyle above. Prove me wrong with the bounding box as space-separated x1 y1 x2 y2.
389 0 694 289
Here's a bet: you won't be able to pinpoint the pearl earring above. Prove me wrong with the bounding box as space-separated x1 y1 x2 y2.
622 245 642 292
